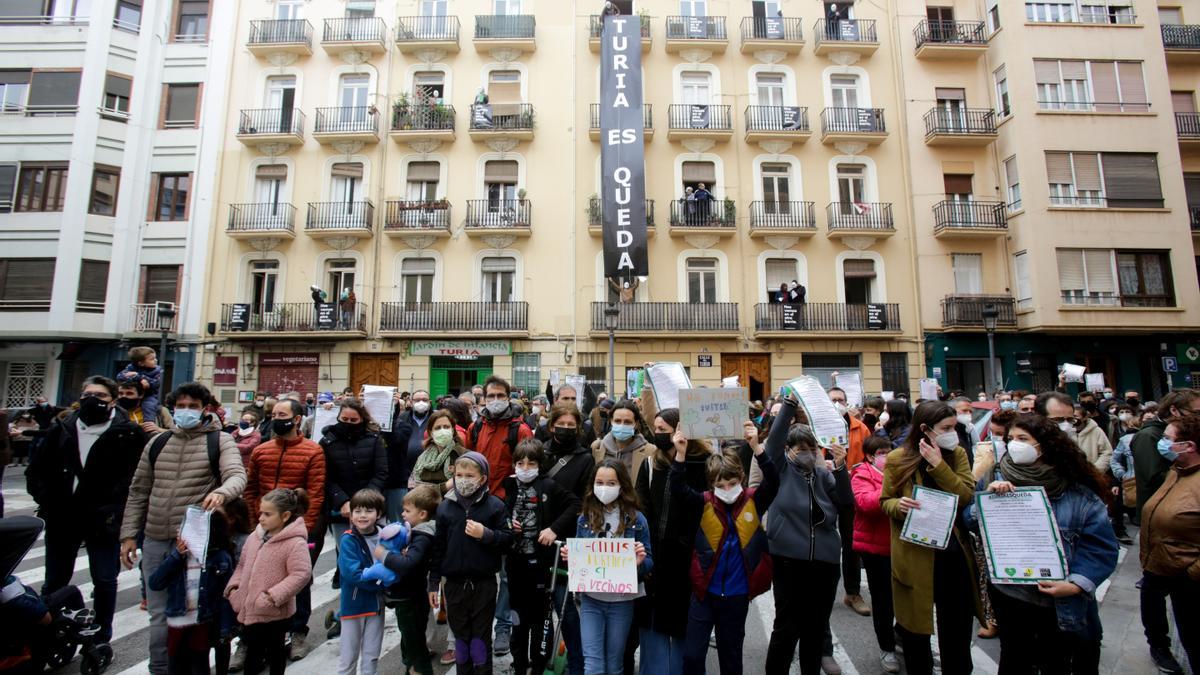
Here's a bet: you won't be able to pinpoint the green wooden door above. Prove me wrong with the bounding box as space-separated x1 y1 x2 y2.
429 367 450 399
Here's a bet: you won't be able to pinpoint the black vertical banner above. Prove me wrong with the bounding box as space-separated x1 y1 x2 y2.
600 14 649 279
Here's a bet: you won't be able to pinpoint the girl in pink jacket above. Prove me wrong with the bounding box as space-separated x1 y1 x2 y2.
850 436 900 674
225 488 313 675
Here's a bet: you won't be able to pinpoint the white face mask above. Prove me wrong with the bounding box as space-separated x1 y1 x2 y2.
412 401 430 415
714 485 743 504
933 430 959 450
532 405 542 417
515 467 539 484
833 402 848 416
956 413 972 427
1059 421 1077 438
486 400 509 415
1007 440 1039 465
1118 412 1133 423
878 412 890 426
593 484 620 505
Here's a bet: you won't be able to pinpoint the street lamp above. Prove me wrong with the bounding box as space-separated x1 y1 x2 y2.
603 302 620 398
981 302 999 396
156 302 176 380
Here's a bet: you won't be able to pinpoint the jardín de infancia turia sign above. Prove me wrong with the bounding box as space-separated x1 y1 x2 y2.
409 340 512 357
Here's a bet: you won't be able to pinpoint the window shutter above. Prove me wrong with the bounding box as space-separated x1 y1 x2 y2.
1159 8 1183 25
1084 250 1115 293
483 160 518 183
1056 249 1085 291
1101 153 1163 207
1045 152 1073 184
1116 62 1147 111
952 253 983 294
27 71 81 109
0 164 16 210
331 162 364 178
1184 173 1200 207
143 265 180 304
1005 157 1019 187
1014 252 1032 302
1059 61 1086 80
0 70 30 85
1173 91 1197 113
0 259 55 301
765 258 797 288
165 84 198 122
934 88 966 101
843 259 876 278
406 161 440 181
481 256 515 273
76 260 110 304
105 73 132 99
943 174 974 195
1090 62 1120 112
255 164 287 179
401 257 436 275
1034 60 1060 85
682 161 716 183
1072 153 1102 192
994 64 1006 81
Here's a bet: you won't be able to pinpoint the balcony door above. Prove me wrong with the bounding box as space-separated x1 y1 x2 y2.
415 72 445 104
836 163 867 214
761 163 791 215
401 257 435 306
843 258 876 304
346 1 375 19
276 0 302 20
254 164 288 221
830 75 860 120
952 253 983 294
265 76 296 132
927 5 954 40
935 87 966 130
339 74 370 127
756 73 785 107
681 72 711 106
482 256 516 303
765 257 798 303
405 161 441 226
485 159 518 218
250 260 278 315
494 0 521 15
680 0 706 17
331 163 364 223
944 173 974 224
686 257 718 304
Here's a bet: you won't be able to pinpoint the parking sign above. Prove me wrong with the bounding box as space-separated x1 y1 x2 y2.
1163 356 1179 373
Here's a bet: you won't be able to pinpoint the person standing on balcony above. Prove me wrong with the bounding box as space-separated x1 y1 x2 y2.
607 276 640 303
340 288 357 329
310 285 327 330
693 183 713 222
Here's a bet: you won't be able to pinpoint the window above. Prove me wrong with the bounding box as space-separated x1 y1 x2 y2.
1173 91 1196 114
829 74 859 109
400 257 434 304
406 161 439 201
577 352 607 396
512 352 540 394
27 70 80 115
765 257 798 302
1004 156 1021 211
1117 251 1174 307
484 160 518 205
952 254 983 294
16 164 67 212
1159 7 1182 25
0 164 16 212
686 257 718 304
3 362 47 409
756 73 785 107
101 73 131 117
836 163 867 204
1184 173 1200 215
1057 248 1117 304
331 163 364 203
76 260 108 311
1026 1 1134 24
494 0 522 15
680 72 711 105
275 0 302 20
680 0 706 16
482 256 516 302
1034 60 1146 112
140 265 179 304
881 352 910 397
175 0 208 40
153 173 191 221
1058 248 1175 307
986 0 1000 32
842 258 876 303
0 258 56 310
164 83 199 128
89 165 119 216
1045 151 1162 208
249 260 278 313
935 88 967 129
0 71 30 112
761 163 791 208
414 72 445 102
254 164 287 212
1014 251 1032 310
339 74 369 110
994 65 1010 117
326 259 356 302
345 0 375 19
114 0 141 31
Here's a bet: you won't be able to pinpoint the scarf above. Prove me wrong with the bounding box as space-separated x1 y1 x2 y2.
997 453 1069 499
412 441 457 481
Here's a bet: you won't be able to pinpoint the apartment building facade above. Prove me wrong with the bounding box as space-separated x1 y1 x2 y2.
0 0 234 407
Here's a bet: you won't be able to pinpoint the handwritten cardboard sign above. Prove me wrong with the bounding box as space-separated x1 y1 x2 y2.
567 538 639 595
679 387 748 439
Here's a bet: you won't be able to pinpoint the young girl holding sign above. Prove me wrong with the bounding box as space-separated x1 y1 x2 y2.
566 459 652 675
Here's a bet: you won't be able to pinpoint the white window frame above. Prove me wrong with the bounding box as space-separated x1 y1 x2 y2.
1004 156 1022 211
1056 248 1120 305
1013 251 1033 310
399 257 436 304
994 67 1010 117
952 253 984 295
1047 152 1106 207
685 257 719 304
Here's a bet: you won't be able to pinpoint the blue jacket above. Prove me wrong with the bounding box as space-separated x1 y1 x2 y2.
967 479 1119 638
338 528 385 619
1110 433 1135 481
147 547 235 630
573 510 654 580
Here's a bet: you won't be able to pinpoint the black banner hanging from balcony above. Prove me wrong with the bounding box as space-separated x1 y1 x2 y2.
600 13 649 279
781 106 805 130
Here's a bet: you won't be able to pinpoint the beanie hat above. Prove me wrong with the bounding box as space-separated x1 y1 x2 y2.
459 451 490 479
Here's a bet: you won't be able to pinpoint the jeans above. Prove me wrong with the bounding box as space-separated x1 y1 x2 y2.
896 548 975 675
638 627 685 675
838 505 861 595
495 559 513 636
243 618 291 675
765 557 839 675
553 580 584 675
385 488 407 525
1142 571 1199 670
860 552 896 652
393 598 433 675
683 594 750 675
578 596 635 675
990 584 1098 674
142 536 174 674
42 519 121 642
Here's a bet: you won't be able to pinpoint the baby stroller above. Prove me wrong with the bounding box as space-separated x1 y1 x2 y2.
0 516 113 675
539 541 568 675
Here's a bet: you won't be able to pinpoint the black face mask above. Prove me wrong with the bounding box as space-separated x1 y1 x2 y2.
1126 397 1140 407
652 432 674 451
553 427 578 447
272 418 297 436
1082 401 1098 413
863 414 878 429
335 421 364 437
78 396 111 425
116 397 139 411
238 421 252 430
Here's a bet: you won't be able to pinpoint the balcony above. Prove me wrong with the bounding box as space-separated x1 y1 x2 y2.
754 303 901 335
744 105 811 143
932 201 1007 237
749 201 817 237
465 199 532 236
813 19 878 56
379 302 528 336
128 304 178 334
669 198 736 235
820 107 887 145
384 200 452 236
313 106 380 144
590 302 739 336
305 201 374 239
923 108 998 146
1177 112 1200 149
588 15 652 53
826 202 895 238
468 103 534 141
665 16 728 53
390 103 455 142
236 109 305 148
941 295 1017 329
589 104 653 140
1163 24 1200 64
322 17 387 55
395 16 460 53
219 302 367 337
667 104 733 141
739 16 804 54
227 203 297 241
247 20 313 57
913 20 987 59
473 15 536 53
587 198 655 235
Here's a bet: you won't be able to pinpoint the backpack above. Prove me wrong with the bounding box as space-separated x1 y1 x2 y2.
148 430 223 486
470 417 524 454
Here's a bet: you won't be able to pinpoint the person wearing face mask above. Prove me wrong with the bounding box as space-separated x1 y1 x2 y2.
861 396 886 433
762 396 852 675
233 411 263 467
465 376 534 501
593 400 651 481
409 410 465 494
850 436 902 673
967 414 1119 673
320 398 388 534
828 386 872 621
1040 391 1114 475
25 375 148 641
381 388 435 523
968 409 1018 641
880 401 982 675
1108 407 1140 546
1107 403 1138 447
875 399 913 449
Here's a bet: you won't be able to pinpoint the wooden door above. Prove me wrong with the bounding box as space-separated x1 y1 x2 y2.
721 354 771 402
349 353 399 395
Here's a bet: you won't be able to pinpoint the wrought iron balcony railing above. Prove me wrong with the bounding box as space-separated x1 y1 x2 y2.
591 302 738 332
380 302 529 332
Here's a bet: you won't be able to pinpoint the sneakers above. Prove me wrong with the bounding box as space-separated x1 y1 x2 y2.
138 599 147 611
843 594 871 617
880 651 900 674
821 655 843 675
1150 646 1185 674
228 642 247 672
493 629 511 656
439 649 456 665
287 631 319 662
324 610 341 639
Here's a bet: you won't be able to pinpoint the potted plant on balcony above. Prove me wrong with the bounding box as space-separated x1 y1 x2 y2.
520 106 535 129
722 197 736 225
638 8 651 35
393 92 411 129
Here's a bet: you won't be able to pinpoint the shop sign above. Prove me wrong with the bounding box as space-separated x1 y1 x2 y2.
410 340 511 357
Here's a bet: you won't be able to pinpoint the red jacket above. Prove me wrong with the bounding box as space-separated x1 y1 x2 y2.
244 435 326 531
846 416 869 469
466 414 532 500
850 462 890 556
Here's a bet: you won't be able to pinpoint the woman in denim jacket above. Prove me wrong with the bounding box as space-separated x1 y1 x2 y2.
966 414 1119 673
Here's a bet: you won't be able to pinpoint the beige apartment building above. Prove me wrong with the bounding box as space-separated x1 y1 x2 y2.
193 0 1200 405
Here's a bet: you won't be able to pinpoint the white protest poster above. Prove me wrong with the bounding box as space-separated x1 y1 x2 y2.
900 485 958 550
567 538 639 594
645 362 692 410
1085 373 1105 393
549 369 561 388
361 385 396 432
881 391 895 402
786 376 848 447
1062 363 1086 383
976 487 1069 584
835 371 864 408
565 375 588 399
310 406 339 444
721 375 739 389
919 378 940 401
679 387 748 439
180 505 211 564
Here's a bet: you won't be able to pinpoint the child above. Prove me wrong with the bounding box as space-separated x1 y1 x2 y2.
427 451 513 675
378 484 442 675
225 488 313 675
118 346 163 423
669 431 778 675
337 489 388 675
568 459 652 675
503 439 581 675
148 507 236 675
849 436 900 673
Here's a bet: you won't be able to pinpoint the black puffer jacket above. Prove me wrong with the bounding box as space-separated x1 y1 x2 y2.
427 489 513 590
319 424 388 515
542 438 597 500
